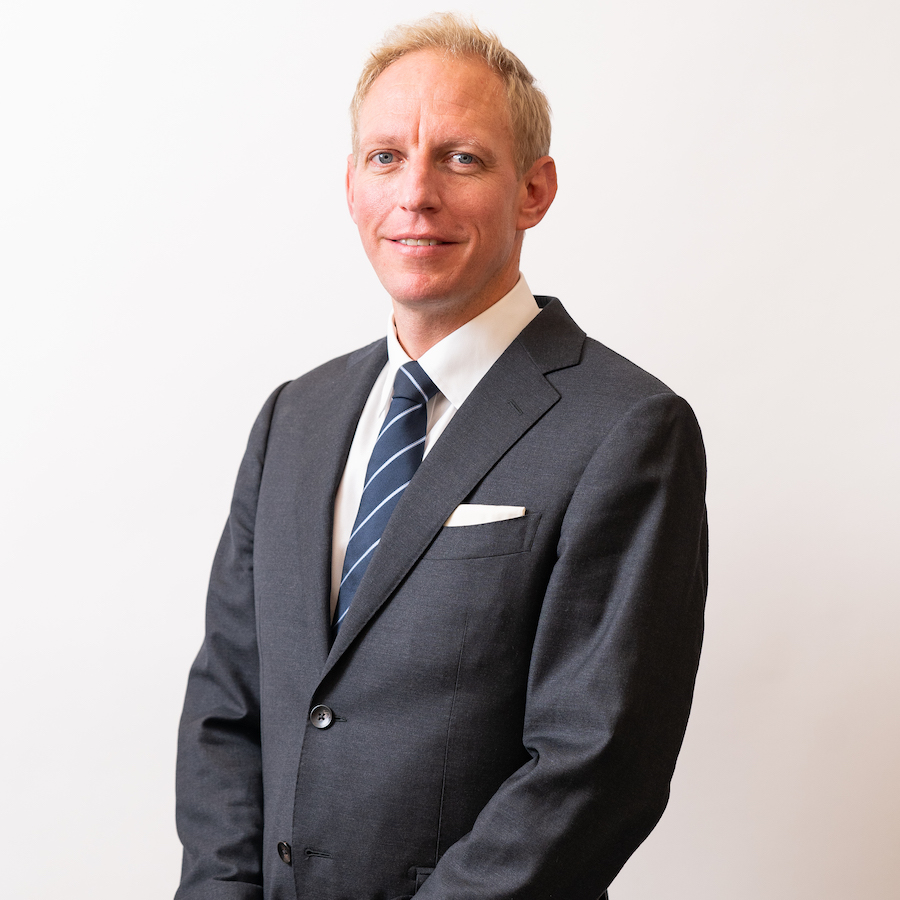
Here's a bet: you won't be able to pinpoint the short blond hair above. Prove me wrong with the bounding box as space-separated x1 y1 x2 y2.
350 13 551 177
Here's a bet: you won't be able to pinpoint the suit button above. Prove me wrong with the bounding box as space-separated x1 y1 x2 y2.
277 841 292 865
309 704 334 729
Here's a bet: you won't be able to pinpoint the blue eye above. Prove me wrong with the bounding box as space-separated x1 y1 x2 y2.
453 153 475 165
374 152 394 165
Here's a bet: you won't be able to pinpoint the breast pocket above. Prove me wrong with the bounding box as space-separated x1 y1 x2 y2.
426 512 541 560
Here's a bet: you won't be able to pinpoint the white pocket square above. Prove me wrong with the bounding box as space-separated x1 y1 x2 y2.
444 504 527 527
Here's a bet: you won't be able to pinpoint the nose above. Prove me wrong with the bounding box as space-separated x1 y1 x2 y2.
400 157 441 213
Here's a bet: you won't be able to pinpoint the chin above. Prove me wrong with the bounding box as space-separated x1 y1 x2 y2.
382 277 459 308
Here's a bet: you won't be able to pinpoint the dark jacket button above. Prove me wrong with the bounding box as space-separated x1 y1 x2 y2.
277 841 292 865
309 704 334 729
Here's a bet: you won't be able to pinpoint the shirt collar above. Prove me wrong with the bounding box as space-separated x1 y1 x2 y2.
385 274 540 410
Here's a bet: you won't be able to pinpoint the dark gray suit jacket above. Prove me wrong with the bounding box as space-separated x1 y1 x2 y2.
175 297 708 900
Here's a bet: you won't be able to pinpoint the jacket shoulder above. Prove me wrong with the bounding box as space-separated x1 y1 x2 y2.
527 297 687 413
580 335 674 397
271 337 387 406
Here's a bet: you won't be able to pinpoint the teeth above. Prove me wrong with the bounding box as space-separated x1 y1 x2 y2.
398 238 440 246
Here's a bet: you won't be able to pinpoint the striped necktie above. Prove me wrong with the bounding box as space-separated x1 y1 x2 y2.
332 360 439 636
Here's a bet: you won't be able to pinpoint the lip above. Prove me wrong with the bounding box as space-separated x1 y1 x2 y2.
389 236 454 246
385 236 458 258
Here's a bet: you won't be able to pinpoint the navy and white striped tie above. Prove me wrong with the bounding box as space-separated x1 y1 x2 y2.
332 361 439 636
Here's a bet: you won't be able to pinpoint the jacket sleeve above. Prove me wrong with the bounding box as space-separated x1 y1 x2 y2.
417 391 708 899
174 384 288 900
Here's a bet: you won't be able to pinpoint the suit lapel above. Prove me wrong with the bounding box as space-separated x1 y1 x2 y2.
287 339 388 667
324 299 585 672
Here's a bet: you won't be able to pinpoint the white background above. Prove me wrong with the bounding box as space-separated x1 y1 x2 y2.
2 2 898 897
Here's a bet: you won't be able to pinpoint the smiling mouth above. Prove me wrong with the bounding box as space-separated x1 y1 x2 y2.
394 238 445 246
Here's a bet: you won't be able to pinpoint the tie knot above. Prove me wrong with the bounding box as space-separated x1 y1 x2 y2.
393 361 439 404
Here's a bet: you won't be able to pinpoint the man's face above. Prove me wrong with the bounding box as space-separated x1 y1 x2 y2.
347 50 532 326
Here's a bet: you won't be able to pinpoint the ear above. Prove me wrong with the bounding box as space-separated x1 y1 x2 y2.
345 154 357 223
515 156 558 231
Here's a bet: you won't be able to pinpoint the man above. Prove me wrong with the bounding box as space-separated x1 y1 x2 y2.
176 14 707 900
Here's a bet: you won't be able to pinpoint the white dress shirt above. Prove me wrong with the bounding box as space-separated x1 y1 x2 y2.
329 275 542 615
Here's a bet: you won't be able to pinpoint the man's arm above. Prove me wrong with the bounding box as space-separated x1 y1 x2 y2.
418 391 708 898
175 384 287 900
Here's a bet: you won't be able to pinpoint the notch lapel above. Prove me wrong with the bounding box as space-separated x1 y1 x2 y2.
324 299 586 672
281 339 388 668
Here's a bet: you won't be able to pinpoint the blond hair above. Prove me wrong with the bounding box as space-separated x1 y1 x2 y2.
350 13 551 176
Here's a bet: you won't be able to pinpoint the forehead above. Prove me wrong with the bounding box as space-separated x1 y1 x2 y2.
357 50 510 142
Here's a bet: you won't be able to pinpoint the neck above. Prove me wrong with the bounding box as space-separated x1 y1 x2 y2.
391 304 486 359
392 276 521 360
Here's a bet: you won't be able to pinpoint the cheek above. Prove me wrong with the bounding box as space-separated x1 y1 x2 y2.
354 192 393 237
472 197 517 248
469 187 518 232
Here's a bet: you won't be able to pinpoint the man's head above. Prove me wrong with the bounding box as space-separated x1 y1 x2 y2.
346 15 557 355
350 14 551 179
